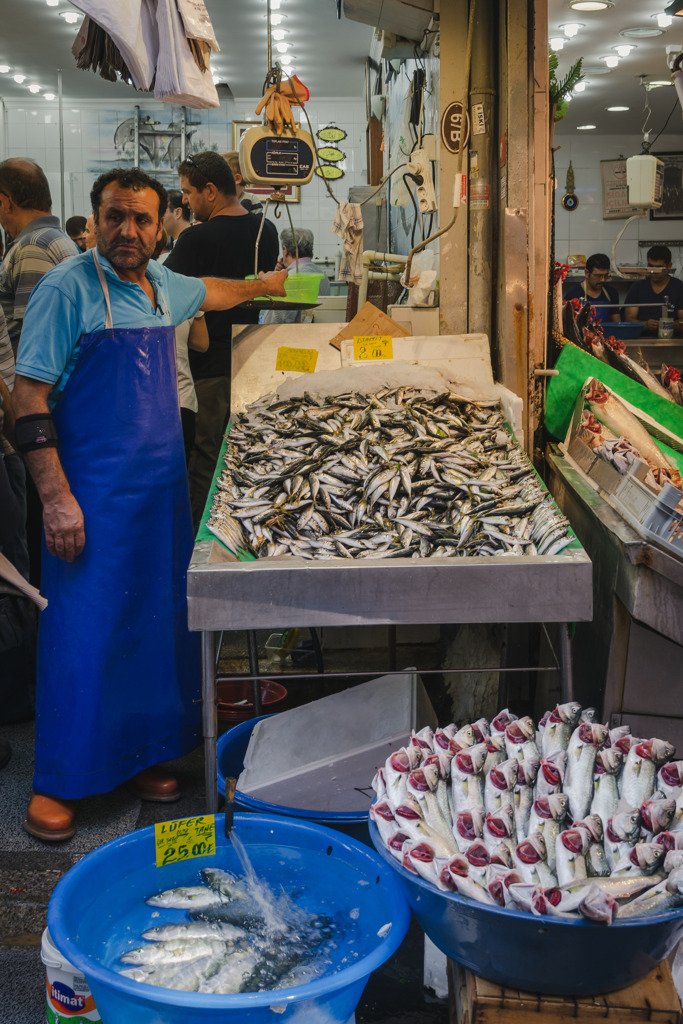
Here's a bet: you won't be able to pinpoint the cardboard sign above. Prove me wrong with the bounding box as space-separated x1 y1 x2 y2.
155 815 216 868
275 347 319 373
328 301 411 351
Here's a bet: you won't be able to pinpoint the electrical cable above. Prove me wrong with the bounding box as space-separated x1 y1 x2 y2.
359 162 410 206
403 173 421 248
648 95 680 150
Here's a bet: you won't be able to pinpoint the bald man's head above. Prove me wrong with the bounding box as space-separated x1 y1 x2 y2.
0 158 52 212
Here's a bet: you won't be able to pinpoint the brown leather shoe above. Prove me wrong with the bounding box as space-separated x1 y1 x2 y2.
129 766 181 803
24 793 76 842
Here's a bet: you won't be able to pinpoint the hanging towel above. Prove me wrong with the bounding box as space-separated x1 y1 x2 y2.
154 0 219 108
332 203 364 286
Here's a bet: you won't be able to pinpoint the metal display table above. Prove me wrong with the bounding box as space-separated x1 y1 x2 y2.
186 327 594 811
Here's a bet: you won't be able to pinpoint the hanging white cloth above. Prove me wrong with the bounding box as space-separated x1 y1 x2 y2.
70 0 158 91
332 203 364 286
154 0 219 108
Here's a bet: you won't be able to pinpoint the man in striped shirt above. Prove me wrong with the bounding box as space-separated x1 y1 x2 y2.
0 159 78 351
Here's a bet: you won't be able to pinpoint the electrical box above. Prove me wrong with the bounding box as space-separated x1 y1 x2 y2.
626 154 664 208
239 126 315 188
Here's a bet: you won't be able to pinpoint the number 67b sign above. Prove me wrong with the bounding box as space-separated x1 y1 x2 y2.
441 102 469 155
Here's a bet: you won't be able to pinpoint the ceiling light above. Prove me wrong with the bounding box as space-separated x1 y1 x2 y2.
582 64 611 74
607 105 630 110
621 26 663 38
0 65 9 74
44 92 55 100
550 37 565 50
275 42 289 53
272 29 287 40
613 44 635 56
13 73 26 83
649 79 674 86
270 0 282 8
561 23 584 37
656 13 674 26
60 11 79 22
574 80 587 91
46 0 59 5
577 124 597 129
664 0 683 16
603 55 619 66
29 84 40 93
569 0 613 9
270 13 283 23
280 64 295 76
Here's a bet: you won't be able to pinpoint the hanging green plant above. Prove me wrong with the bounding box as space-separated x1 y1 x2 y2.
549 51 584 123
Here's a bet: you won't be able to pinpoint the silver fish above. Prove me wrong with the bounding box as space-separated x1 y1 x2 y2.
564 723 608 822
555 827 590 887
145 887 227 910
604 809 641 872
527 794 568 873
513 756 541 841
142 922 246 943
513 832 557 888
620 739 675 808
541 703 582 757
617 867 683 919
590 748 623 832
534 750 568 799
657 761 683 800
484 758 518 814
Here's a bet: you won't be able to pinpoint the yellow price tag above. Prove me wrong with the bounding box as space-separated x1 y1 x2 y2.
353 335 394 361
154 815 216 868
275 347 319 373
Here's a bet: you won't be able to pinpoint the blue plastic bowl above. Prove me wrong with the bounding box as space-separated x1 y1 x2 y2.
218 716 371 845
606 321 644 340
369 820 683 995
47 813 410 1024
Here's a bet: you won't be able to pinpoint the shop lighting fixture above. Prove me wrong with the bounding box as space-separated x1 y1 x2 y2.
275 42 289 53
648 78 674 86
613 44 635 56
607 105 630 110
582 64 611 74
281 63 295 76
621 26 663 38
13 73 26 83
44 92 55 100
270 0 282 9
28 84 40 94
0 65 9 74
272 29 287 40
603 55 619 66
574 81 587 91
60 11 79 22
550 37 565 50
656 12 674 26
664 0 683 16
561 23 584 37
270 13 284 24
46 0 59 5
577 124 597 129
569 0 613 10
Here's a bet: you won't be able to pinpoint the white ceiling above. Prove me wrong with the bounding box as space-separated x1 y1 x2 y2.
0 0 373 104
549 0 683 138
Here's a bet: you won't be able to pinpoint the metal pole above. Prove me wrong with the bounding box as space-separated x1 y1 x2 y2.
180 107 187 163
57 69 65 227
134 105 140 168
246 630 263 715
468 1 496 337
558 622 575 702
202 631 218 813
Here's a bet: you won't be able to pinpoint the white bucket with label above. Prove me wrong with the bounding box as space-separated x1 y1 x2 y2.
41 928 101 1024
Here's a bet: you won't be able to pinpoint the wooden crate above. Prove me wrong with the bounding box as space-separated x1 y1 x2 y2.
449 960 681 1024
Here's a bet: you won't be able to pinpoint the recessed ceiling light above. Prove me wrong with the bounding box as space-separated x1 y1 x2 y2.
44 92 55 100
270 13 284 24
275 42 289 53
603 55 619 67
607 105 630 111
620 26 664 38
577 124 597 129
272 29 287 40
574 81 587 92
655 13 674 26
561 22 584 37
13 73 26 83
46 0 59 5
569 0 613 9
0 65 9 74
582 64 611 74
29 84 40 94
613 44 636 56
550 36 565 50
60 11 79 22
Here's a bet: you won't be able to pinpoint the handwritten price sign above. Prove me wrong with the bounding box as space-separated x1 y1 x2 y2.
353 335 394 361
155 815 216 868
275 347 319 373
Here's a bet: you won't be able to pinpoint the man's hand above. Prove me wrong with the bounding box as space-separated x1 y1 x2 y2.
258 269 288 297
646 317 660 332
43 491 85 562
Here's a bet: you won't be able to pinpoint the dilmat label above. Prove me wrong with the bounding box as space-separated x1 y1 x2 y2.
275 347 318 373
155 815 216 867
353 335 393 360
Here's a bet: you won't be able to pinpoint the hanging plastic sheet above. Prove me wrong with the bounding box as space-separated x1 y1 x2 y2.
154 0 219 108
71 0 157 91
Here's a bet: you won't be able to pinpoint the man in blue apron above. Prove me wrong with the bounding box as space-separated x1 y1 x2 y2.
12 168 286 840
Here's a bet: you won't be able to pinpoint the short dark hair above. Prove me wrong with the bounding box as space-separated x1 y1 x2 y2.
0 158 52 211
90 168 167 221
167 189 191 222
585 252 610 273
177 152 236 197
648 244 672 265
65 215 87 236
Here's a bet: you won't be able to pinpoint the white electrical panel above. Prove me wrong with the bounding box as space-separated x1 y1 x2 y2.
626 154 664 208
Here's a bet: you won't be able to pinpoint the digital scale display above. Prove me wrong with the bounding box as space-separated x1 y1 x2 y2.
251 136 313 181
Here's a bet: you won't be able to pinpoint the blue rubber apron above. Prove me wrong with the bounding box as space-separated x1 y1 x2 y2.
33 250 201 799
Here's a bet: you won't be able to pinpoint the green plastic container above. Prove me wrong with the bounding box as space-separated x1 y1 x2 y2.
246 272 324 303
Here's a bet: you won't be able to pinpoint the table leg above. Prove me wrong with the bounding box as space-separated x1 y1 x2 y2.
247 629 263 715
558 623 575 703
202 630 218 813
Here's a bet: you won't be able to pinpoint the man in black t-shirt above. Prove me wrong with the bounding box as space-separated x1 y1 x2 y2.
166 152 278 527
563 252 620 323
624 244 683 337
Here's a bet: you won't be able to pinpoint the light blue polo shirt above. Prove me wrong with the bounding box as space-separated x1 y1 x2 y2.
15 248 207 407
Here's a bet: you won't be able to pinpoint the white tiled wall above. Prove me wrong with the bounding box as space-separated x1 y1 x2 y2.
0 93 367 265
554 132 683 270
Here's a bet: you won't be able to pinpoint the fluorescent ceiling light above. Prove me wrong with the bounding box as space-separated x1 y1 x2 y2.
13 73 26 83
607 105 630 111
577 124 597 129
569 0 613 9
649 79 674 86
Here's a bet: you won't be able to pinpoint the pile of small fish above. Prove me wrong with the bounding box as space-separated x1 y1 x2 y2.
207 387 573 560
116 867 338 993
370 704 683 923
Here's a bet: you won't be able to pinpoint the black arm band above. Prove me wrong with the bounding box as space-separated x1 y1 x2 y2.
14 413 59 454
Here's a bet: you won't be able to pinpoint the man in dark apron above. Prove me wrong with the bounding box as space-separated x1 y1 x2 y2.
12 168 286 840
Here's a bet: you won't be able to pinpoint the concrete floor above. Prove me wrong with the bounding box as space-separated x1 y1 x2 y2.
0 631 450 1024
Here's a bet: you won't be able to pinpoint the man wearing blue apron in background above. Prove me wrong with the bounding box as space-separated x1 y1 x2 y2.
12 168 286 840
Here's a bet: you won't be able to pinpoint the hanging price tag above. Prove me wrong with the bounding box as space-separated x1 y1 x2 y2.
353 335 394 360
155 815 216 868
275 347 319 373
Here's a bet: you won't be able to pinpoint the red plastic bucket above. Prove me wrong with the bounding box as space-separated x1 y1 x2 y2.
216 678 287 723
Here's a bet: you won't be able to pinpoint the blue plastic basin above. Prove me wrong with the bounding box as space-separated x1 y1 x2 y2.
217 716 371 845
369 820 683 996
605 321 644 340
47 813 410 1024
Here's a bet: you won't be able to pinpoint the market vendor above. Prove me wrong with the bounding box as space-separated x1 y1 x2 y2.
624 244 683 336
12 167 286 841
563 253 620 323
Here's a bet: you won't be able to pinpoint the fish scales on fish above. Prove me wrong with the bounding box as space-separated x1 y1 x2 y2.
207 387 572 560
372 705 683 924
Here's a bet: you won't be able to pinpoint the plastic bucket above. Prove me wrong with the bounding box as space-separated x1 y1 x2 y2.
216 679 287 724
369 819 683 996
42 927 102 1023
47 813 410 1024
246 272 324 303
217 715 371 844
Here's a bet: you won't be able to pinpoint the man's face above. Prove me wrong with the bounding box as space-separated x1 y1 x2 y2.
586 266 610 291
179 175 211 223
94 184 162 272
70 231 87 251
648 259 671 284
84 215 96 250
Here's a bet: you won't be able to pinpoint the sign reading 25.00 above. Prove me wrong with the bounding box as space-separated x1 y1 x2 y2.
155 815 216 867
